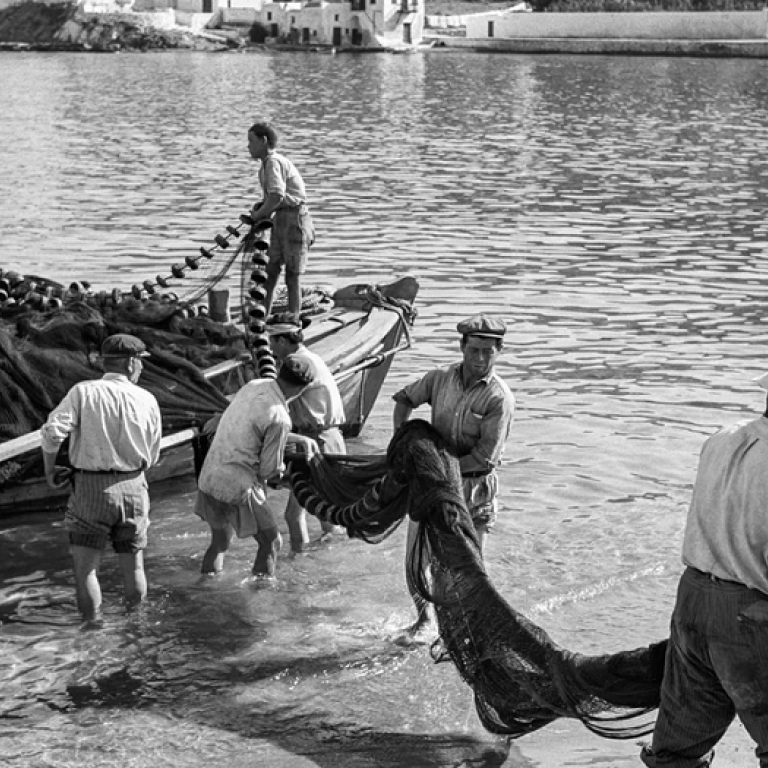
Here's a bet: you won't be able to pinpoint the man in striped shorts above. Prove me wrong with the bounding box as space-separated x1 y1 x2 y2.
41 334 162 625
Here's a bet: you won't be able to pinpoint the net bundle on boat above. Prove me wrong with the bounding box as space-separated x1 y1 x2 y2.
286 419 667 740
0 297 245 444
0 216 262 439
0 214 335 448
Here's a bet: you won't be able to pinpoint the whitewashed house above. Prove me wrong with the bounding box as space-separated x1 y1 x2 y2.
259 0 424 48
0 0 423 46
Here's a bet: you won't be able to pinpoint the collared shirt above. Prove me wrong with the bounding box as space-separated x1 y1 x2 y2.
288 345 345 434
259 152 307 209
40 373 162 472
198 379 291 506
392 362 515 472
683 415 768 595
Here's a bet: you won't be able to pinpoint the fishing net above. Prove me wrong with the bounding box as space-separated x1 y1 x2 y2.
0 298 244 443
287 419 667 740
0 212 342 444
0 216 286 496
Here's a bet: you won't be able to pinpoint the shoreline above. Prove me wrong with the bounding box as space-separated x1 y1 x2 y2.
423 34 768 56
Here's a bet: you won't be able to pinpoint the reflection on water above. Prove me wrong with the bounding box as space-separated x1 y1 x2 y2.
1 50 767 765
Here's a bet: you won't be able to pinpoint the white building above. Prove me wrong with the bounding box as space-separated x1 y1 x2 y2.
0 0 423 46
257 0 423 48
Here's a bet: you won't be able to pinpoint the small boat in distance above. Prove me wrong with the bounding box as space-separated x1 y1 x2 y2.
0 215 419 517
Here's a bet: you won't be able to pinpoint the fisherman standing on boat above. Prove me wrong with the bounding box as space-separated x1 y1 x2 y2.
247 121 314 321
641 375 768 768
266 313 347 553
194 354 320 579
40 334 162 625
392 314 515 639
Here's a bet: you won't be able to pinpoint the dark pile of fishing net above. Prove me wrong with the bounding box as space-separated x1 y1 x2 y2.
287 419 668 740
0 297 246 444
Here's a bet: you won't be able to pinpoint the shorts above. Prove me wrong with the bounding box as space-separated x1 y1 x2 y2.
194 484 276 538
65 471 150 553
266 208 314 276
463 472 499 532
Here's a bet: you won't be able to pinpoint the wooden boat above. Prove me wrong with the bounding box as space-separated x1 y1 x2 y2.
0 221 418 516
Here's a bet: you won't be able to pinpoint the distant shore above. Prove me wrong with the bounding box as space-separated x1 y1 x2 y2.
425 0 512 15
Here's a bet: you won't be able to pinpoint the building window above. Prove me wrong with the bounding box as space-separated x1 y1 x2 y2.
488 20 494 37
334 13 339 19
291 16 295 21
267 11 272 18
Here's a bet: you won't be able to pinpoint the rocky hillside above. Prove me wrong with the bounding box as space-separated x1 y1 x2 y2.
0 1 228 50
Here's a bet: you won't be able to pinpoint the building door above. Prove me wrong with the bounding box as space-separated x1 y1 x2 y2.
351 28 363 45
203 0 212 11
487 21 494 37
271 23 278 36
302 27 311 42
332 27 342 45
403 22 411 44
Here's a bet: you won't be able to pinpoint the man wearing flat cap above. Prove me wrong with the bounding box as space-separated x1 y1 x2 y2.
41 333 162 625
641 374 768 768
267 313 347 553
392 313 515 638
194 353 320 579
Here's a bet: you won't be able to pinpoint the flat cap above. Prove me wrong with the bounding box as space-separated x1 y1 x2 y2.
101 333 150 358
266 313 311 336
278 353 315 386
457 314 507 339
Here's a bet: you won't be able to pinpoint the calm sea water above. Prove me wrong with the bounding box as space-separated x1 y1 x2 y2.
2 49 768 767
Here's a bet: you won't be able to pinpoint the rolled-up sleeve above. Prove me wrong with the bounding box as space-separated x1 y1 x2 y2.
258 421 288 482
40 390 79 453
392 369 439 410
467 392 514 469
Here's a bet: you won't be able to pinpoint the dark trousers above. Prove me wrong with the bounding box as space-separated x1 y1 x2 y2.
642 567 768 767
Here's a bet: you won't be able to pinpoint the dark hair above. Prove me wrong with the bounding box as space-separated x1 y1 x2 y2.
278 359 313 387
460 336 503 351
248 122 278 149
272 329 303 345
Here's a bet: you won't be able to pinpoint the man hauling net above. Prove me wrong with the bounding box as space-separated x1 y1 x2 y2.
285 418 667 741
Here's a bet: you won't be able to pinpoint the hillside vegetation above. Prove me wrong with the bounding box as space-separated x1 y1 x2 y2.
426 0 765 12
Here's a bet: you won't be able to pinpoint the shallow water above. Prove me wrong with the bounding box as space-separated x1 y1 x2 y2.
1 49 767 766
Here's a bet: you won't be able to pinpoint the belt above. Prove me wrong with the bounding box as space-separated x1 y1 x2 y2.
275 203 307 212
76 468 142 474
462 469 492 479
689 567 745 589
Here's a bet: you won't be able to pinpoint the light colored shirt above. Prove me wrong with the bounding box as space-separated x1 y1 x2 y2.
288 345 345 434
393 362 515 472
40 373 162 471
259 152 307 209
198 379 291 505
683 415 768 595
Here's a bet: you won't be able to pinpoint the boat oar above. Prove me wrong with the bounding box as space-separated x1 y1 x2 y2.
333 343 410 383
